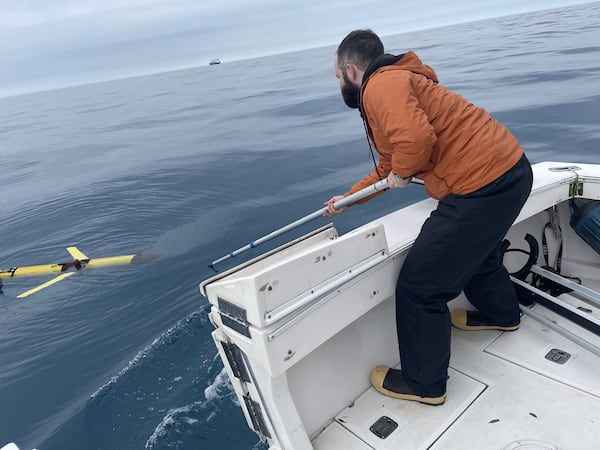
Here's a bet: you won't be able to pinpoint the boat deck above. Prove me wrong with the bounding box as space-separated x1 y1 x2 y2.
202 162 600 450
313 299 600 449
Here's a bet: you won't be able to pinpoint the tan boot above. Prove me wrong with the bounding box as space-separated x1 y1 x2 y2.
451 309 519 331
369 366 446 406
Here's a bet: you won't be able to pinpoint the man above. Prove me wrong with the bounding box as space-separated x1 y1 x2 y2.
324 29 533 405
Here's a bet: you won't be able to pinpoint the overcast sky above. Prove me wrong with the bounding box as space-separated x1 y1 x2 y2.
0 0 590 97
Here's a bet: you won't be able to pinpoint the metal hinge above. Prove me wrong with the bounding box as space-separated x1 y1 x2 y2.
569 180 584 197
218 297 251 338
222 341 251 383
244 395 272 439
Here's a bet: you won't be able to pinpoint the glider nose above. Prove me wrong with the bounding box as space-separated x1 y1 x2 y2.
131 253 160 264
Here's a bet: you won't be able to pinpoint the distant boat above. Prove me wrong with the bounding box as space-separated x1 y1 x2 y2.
209 58 221 66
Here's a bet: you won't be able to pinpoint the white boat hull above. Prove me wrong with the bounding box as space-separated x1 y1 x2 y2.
200 162 600 449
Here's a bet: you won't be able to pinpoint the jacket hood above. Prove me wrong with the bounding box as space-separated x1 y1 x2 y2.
362 51 439 85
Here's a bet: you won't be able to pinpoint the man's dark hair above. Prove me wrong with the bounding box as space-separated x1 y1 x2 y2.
336 29 384 73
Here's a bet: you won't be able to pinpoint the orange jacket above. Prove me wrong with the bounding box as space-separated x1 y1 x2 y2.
346 51 524 201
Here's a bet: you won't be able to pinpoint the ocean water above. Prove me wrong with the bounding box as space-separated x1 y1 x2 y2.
1 3 599 449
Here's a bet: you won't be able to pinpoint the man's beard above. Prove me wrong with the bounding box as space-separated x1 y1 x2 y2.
341 74 360 109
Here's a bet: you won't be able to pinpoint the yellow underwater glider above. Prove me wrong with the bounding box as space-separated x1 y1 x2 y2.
0 247 157 298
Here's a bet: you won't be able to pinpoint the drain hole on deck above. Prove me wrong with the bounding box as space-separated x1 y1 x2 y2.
545 348 571 364
369 416 398 439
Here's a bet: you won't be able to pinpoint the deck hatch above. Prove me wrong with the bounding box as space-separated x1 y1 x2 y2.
218 297 251 338
329 367 486 448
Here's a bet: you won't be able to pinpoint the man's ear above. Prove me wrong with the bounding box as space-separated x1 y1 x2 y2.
345 63 357 81
345 63 362 84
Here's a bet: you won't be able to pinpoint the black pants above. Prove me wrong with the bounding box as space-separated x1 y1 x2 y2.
395 154 533 397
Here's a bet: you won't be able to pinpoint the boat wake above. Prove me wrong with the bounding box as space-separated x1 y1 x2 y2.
145 367 237 449
37 309 253 450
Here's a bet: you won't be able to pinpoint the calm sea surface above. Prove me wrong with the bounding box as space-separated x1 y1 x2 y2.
1 3 599 449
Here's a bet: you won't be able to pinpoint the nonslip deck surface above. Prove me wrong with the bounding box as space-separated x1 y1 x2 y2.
314 304 600 450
